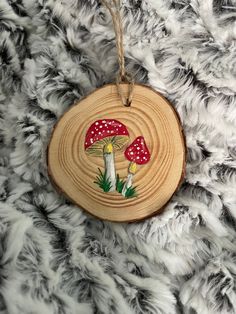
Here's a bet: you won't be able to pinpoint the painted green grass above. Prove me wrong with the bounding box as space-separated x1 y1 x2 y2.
94 170 137 198
125 186 137 198
116 174 137 198
94 168 112 192
116 174 125 193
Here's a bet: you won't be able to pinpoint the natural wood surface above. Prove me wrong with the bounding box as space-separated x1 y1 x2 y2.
47 84 185 222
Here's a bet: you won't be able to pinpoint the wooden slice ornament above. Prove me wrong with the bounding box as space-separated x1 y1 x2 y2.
47 0 186 222
48 84 185 221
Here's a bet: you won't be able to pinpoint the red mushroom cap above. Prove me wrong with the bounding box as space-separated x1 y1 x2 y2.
124 136 150 165
85 119 129 151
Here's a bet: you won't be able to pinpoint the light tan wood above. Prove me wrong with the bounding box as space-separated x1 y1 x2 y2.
47 84 185 222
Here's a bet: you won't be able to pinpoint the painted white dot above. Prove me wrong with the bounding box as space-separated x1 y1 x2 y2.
90 139 93 143
137 156 140 159
91 131 94 134
95 122 99 125
105 124 107 127
137 147 140 150
102 120 106 123
130 152 134 155
119 124 122 127
99 125 103 128
98 132 101 134
107 130 110 133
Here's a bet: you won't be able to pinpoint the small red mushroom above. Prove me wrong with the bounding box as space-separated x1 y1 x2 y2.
85 119 129 191
122 136 150 196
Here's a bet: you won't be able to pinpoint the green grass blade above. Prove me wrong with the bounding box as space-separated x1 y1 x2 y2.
116 174 125 193
125 186 137 198
94 168 112 192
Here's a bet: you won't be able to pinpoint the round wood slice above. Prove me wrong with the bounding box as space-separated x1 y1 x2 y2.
47 84 185 222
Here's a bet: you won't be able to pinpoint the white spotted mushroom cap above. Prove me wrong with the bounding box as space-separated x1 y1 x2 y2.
124 136 150 165
84 119 129 154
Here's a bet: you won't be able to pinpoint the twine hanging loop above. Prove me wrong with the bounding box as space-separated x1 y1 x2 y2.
101 0 134 106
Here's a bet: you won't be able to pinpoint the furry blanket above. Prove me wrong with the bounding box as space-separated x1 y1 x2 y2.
1 0 236 313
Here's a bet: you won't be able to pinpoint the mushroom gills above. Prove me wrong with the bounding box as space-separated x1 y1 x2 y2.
104 143 116 192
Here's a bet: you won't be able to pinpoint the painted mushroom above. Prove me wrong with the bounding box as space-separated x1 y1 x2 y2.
122 136 150 196
85 119 129 191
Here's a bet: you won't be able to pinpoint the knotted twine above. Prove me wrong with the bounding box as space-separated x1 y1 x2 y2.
101 0 134 106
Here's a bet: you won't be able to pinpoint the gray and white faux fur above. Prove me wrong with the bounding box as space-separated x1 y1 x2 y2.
1 0 236 313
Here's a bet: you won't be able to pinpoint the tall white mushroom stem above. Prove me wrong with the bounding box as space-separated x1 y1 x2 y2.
122 162 137 196
103 143 116 192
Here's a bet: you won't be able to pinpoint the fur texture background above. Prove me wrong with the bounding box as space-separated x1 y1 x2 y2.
0 0 236 313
